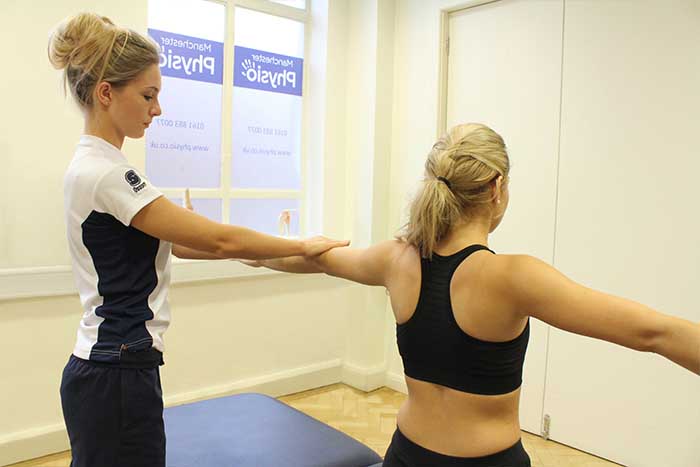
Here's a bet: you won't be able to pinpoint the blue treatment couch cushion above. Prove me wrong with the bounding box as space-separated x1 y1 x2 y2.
165 392 383 467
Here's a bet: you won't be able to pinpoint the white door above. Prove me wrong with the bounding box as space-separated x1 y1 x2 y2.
446 0 565 435
545 1 700 466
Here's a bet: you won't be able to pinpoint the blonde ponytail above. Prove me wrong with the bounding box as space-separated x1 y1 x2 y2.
402 123 510 258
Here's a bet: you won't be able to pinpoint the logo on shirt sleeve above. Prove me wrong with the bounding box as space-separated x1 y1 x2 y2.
125 170 147 193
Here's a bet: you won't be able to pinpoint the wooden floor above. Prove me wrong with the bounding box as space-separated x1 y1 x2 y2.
10 384 622 467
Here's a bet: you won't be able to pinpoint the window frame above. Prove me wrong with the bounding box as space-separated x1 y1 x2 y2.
156 0 311 239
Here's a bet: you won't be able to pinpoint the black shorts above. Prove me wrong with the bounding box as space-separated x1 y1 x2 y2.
383 427 531 467
59 355 165 467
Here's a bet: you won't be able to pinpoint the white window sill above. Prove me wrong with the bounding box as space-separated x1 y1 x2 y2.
0 259 281 301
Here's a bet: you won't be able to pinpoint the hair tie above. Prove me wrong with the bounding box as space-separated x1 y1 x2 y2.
437 176 452 190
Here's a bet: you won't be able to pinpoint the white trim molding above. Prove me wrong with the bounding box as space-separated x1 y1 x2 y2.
341 362 387 392
0 260 281 302
384 371 407 395
0 424 69 467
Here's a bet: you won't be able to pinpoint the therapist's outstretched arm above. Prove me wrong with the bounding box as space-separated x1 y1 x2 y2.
132 196 349 260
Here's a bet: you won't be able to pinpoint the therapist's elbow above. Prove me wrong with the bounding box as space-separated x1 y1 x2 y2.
171 245 187 259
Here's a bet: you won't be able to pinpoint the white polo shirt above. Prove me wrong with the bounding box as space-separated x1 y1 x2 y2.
64 135 171 365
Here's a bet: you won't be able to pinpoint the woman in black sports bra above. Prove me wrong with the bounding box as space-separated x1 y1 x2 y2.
244 123 700 467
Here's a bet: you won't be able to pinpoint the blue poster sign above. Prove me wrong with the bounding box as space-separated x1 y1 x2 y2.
149 28 224 84
233 46 303 96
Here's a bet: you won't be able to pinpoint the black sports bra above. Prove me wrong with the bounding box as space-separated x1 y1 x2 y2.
396 244 529 395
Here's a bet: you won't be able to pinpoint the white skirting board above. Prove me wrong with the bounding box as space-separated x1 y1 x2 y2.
384 371 407 394
341 362 387 392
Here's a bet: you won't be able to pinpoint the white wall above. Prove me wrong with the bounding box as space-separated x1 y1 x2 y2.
0 0 394 464
340 0 396 387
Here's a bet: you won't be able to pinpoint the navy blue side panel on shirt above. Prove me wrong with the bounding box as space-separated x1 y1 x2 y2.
82 211 160 364
397 244 530 396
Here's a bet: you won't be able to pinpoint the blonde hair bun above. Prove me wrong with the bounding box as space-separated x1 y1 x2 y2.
48 13 116 71
48 13 159 107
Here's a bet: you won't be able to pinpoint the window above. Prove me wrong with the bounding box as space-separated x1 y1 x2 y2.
147 0 309 237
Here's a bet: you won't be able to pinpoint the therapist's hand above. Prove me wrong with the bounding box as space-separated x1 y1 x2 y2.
301 236 350 257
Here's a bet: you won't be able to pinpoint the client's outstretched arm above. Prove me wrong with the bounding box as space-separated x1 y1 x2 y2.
244 239 408 287
249 256 324 273
501 254 700 375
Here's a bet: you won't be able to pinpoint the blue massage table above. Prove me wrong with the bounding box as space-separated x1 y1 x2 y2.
165 392 384 467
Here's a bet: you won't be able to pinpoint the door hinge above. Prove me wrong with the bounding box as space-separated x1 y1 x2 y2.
542 414 551 440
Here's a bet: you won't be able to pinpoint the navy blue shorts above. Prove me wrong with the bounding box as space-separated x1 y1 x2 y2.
383 427 531 467
59 355 165 467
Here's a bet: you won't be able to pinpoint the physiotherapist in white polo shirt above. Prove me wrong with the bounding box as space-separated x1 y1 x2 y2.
49 12 348 467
